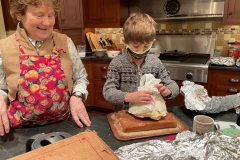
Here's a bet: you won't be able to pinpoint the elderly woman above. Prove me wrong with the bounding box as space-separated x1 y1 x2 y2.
0 0 91 136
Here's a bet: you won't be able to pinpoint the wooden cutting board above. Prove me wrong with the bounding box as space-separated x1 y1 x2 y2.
107 112 189 141
86 32 96 51
88 32 103 50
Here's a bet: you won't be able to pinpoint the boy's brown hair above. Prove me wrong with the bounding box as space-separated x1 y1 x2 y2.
123 12 157 44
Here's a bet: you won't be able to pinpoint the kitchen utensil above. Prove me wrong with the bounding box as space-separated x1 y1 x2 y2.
94 49 107 57
107 38 118 48
88 32 103 50
193 115 214 134
162 50 188 57
99 41 104 48
100 38 106 47
107 50 120 58
26 132 71 152
86 32 96 51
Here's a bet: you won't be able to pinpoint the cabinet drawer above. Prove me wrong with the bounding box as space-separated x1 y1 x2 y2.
212 72 240 86
92 80 113 110
211 84 240 96
92 63 109 79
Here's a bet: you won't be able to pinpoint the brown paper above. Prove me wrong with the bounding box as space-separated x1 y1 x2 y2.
9 129 119 160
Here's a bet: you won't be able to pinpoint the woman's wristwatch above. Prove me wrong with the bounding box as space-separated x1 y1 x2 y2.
72 91 85 101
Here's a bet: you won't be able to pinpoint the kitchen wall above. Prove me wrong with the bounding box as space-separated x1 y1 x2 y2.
0 1 6 39
96 21 240 57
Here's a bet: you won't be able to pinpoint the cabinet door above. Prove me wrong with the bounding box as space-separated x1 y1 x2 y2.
58 0 83 28
223 0 240 24
211 84 240 96
83 0 120 28
209 69 240 96
92 61 113 110
82 60 93 107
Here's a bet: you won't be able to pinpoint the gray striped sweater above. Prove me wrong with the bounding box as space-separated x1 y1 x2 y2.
103 50 179 111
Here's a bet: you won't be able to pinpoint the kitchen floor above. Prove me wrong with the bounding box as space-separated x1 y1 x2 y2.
87 106 112 117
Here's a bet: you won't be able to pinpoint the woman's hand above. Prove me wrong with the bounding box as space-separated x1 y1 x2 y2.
154 83 171 98
0 95 10 136
125 91 153 104
69 96 91 128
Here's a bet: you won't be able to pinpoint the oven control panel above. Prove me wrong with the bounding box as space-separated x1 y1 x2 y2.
164 65 208 83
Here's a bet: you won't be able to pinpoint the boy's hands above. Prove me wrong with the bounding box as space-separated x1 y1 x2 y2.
124 84 172 105
154 83 171 98
125 91 153 104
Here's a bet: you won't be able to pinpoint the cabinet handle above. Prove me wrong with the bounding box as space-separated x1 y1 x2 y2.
229 12 232 16
229 78 239 83
101 75 107 79
100 66 107 70
61 19 65 23
228 88 239 93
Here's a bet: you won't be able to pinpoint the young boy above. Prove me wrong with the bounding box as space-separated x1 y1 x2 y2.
103 13 179 111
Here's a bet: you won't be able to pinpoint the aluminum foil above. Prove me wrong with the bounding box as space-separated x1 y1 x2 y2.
180 81 240 114
115 131 240 160
236 58 240 67
210 57 235 66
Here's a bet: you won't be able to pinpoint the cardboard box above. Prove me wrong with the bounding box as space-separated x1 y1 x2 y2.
9 129 119 160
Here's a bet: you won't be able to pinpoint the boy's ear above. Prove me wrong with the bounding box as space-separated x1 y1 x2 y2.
122 38 127 46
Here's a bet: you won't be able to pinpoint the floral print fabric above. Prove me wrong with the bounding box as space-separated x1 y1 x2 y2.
8 34 70 128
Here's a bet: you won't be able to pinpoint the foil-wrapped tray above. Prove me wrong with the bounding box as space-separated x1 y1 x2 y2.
115 131 240 160
210 56 235 66
236 58 240 67
180 81 240 114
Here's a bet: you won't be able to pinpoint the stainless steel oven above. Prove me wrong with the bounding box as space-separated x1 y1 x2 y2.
153 35 215 83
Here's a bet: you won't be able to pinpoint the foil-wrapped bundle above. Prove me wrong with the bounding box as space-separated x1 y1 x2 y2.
236 58 240 67
210 57 235 66
115 131 240 160
180 81 240 114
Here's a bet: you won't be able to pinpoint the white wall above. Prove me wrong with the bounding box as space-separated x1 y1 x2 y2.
0 1 6 39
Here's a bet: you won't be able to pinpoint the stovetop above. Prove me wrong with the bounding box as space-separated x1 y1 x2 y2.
159 53 210 65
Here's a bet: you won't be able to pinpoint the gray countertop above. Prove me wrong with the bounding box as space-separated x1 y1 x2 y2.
209 63 240 71
0 106 238 159
81 54 240 71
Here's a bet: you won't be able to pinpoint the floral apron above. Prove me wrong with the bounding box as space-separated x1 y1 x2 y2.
8 34 71 128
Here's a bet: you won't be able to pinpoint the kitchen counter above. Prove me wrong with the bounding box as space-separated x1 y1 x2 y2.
209 64 240 71
81 54 240 71
81 53 112 62
1 106 238 159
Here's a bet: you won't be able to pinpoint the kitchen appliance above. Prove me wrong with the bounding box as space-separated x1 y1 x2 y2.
153 35 215 83
129 0 224 20
26 132 71 152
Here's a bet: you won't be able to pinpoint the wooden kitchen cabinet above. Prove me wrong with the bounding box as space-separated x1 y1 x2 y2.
82 0 129 28
91 61 113 110
223 0 240 24
57 0 85 46
208 69 240 96
82 60 93 107
58 0 83 29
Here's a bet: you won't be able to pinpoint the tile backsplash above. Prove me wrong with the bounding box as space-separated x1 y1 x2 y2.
96 21 240 57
